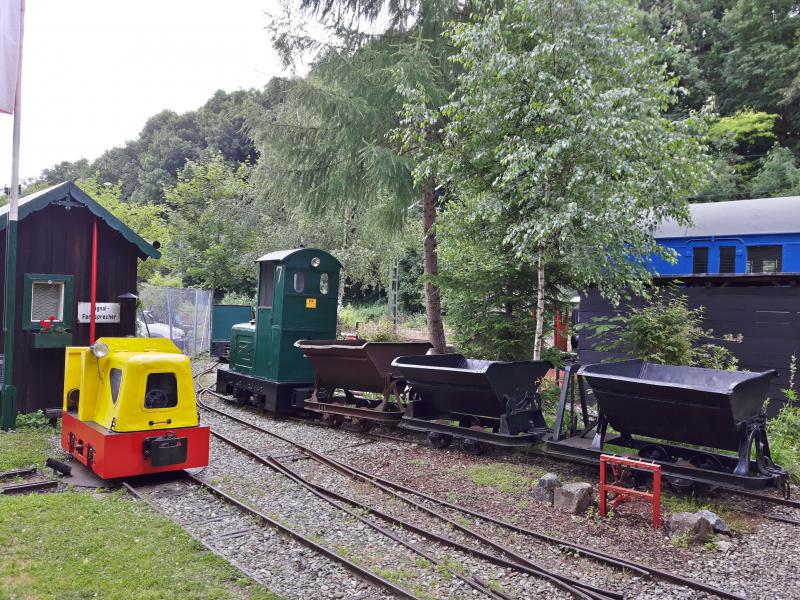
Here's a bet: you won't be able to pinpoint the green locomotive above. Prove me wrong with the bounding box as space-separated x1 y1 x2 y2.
215 248 341 413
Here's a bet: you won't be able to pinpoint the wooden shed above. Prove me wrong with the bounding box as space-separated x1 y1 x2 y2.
0 181 160 417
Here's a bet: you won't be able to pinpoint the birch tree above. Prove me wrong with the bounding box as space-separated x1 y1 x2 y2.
401 0 714 358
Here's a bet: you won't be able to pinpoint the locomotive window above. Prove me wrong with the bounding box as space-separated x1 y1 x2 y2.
293 271 305 293
144 373 178 409
719 246 736 273
258 262 276 308
110 368 123 405
320 273 329 295
31 281 65 321
747 245 782 273
692 247 709 274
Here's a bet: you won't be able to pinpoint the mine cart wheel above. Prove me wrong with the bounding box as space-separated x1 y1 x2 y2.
429 432 453 449
351 418 373 433
638 444 673 463
665 476 695 496
689 452 726 472
322 413 345 428
462 438 486 455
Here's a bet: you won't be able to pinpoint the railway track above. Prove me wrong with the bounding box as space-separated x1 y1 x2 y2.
0 467 58 495
124 473 413 599
197 387 746 600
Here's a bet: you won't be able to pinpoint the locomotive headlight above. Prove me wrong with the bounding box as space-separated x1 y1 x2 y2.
91 342 110 359
310 257 321 268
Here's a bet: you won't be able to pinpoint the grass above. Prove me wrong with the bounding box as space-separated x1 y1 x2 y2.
373 567 435 600
0 427 58 472
660 494 751 533
461 463 543 494
0 491 281 600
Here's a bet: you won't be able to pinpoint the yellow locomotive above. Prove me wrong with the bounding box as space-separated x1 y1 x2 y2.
61 338 209 479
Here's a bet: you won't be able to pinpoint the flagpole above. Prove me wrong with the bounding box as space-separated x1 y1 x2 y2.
2 0 24 430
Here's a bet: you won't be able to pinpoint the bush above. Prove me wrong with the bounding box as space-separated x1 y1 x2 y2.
768 355 800 483
338 303 388 331
580 288 741 370
218 290 255 306
15 410 51 430
358 317 402 342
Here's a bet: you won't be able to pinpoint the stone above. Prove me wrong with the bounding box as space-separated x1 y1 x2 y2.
669 512 713 543
533 473 562 505
553 482 593 514
696 510 731 535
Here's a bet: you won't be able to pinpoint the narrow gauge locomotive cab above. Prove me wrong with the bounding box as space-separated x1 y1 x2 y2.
216 248 341 414
61 338 210 479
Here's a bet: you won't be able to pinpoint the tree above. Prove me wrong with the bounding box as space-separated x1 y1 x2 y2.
436 194 573 360
75 175 170 281
250 3 460 352
401 0 713 359
748 145 800 197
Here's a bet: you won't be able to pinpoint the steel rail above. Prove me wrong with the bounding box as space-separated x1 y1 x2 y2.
0 479 57 494
199 394 745 600
206 430 608 600
201 399 637 600
209 429 512 600
122 481 267 587
126 472 422 600
0 466 37 480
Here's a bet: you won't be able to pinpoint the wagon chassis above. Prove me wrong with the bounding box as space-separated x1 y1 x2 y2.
304 376 407 430
546 362 789 492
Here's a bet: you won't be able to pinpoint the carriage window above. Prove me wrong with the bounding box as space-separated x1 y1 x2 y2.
110 368 123 405
144 373 178 409
747 245 782 273
31 281 64 321
293 271 305 293
692 247 709 274
719 246 736 273
320 273 329 295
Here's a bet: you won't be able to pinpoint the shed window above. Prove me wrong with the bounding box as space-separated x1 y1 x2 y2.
31 281 65 321
144 373 178 409
692 247 709 274
719 247 736 273
293 271 305 293
320 273 329 295
110 368 123 405
747 246 782 273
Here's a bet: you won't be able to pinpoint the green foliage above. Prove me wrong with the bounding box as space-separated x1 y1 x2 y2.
399 0 713 358
163 157 264 298
747 145 800 198
338 303 388 331
768 355 800 483
75 175 170 281
219 291 255 306
0 492 280 599
583 289 740 369
14 410 50 430
436 194 563 360
358 317 403 342
709 110 778 148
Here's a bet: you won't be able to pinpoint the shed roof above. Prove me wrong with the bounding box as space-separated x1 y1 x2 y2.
0 182 160 259
655 196 800 239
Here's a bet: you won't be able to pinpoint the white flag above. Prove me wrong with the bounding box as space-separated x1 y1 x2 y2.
0 0 23 114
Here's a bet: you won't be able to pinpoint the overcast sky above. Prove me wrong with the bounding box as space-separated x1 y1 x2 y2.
0 0 290 183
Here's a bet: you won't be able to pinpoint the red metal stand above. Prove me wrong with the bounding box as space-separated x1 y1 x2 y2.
599 454 662 529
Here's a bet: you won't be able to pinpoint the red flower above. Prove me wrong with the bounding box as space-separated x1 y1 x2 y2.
47 315 56 322
41 321 52 330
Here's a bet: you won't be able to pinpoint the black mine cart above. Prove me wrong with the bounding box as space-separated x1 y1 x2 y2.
393 354 553 454
546 359 786 491
294 339 431 430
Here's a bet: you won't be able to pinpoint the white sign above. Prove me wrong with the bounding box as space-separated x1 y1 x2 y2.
78 302 121 324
